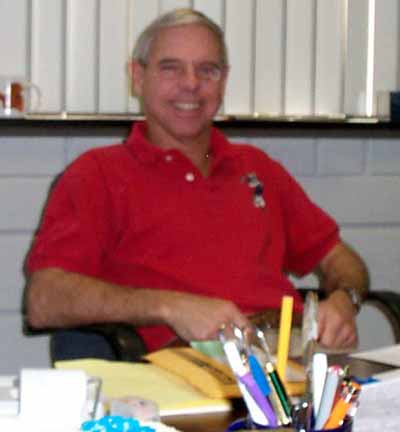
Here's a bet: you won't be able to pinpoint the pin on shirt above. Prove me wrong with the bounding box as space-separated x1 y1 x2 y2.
242 173 266 208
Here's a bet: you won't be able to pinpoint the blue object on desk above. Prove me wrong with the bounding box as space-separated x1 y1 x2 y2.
352 376 379 385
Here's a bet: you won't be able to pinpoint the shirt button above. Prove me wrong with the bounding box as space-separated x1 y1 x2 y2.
185 172 195 182
165 154 173 162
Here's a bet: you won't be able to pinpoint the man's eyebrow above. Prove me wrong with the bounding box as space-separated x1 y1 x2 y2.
158 58 222 67
158 58 180 64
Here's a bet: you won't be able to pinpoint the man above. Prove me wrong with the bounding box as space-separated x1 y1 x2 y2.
25 8 369 353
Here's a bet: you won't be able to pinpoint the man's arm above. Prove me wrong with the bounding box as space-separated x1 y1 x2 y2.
314 241 369 349
26 268 250 343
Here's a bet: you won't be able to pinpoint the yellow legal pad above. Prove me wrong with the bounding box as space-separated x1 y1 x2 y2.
55 358 231 416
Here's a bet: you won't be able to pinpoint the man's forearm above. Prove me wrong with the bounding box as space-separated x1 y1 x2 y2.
316 241 369 305
25 267 251 344
26 267 171 329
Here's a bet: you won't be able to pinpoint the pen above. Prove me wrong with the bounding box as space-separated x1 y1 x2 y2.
314 365 343 430
248 352 291 426
323 380 361 429
255 327 292 420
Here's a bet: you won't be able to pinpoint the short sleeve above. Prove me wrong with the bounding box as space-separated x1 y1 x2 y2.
26 153 113 277
272 163 340 276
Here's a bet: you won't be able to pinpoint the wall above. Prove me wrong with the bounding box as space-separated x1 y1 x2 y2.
0 124 399 374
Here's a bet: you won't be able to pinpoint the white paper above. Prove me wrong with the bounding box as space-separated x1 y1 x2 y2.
353 370 400 432
19 369 87 429
350 344 400 367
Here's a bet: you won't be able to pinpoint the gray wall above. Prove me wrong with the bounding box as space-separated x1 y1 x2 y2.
1 124 399 374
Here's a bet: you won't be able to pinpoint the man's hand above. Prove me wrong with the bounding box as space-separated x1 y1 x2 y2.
162 292 251 342
314 240 369 349
317 290 358 349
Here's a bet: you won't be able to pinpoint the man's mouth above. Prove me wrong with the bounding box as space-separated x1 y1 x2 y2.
173 102 201 111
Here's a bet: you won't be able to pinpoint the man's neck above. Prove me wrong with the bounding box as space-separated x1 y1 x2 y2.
146 124 212 176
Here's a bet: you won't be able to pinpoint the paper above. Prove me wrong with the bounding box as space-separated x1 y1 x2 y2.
353 369 400 432
350 344 400 367
56 359 231 417
19 369 88 428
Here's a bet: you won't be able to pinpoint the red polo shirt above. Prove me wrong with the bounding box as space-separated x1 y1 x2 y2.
27 121 339 351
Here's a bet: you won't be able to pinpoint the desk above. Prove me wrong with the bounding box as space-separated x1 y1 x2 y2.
163 356 393 432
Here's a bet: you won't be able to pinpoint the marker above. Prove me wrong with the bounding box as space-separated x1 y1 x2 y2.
277 296 294 383
222 339 277 426
312 352 328 418
314 365 344 430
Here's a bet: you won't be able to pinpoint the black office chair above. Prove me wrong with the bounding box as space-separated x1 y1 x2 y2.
49 324 147 363
24 321 147 364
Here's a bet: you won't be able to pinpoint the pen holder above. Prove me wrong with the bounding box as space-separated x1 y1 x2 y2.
226 416 353 432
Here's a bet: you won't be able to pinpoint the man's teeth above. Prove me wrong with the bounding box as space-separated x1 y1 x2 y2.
175 102 200 110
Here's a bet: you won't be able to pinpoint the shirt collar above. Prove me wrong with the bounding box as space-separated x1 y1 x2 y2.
125 121 237 168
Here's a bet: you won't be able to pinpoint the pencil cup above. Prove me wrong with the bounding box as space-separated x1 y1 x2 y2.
226 416 353 432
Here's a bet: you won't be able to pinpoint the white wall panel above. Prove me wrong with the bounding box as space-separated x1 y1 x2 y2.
315 1 345 115
0 178 54 230
160 0 192 13
99 0 130 113
285 0 314 115
193 0 223 26
224 0 254 114
299 176 400 225
344 0 369 115
0 0 29 77
0 136 64 175
31 0 64 113
373 0 399 106
66 0 98 112
254 0 284 115
128 0 159 113
0 235 32 310
0 314 50 374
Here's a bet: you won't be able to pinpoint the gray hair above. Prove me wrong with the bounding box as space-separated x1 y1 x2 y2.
132 8 228 66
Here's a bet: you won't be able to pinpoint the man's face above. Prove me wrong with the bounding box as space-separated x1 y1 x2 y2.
132 24 228 145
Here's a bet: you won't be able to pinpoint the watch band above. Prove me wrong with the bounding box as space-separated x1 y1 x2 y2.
336 286 363 313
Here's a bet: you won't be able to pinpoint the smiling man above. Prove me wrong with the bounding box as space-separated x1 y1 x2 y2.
25 9 369 356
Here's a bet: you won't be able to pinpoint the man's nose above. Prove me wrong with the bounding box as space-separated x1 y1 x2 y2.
180 65 201 90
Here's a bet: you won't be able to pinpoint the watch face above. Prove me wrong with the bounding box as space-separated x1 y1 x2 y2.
342 287 361 311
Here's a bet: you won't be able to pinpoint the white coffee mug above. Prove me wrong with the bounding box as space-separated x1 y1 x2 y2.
0 76 41 117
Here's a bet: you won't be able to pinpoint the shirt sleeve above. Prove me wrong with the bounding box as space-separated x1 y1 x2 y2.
272 161 340 276
26 152 113 277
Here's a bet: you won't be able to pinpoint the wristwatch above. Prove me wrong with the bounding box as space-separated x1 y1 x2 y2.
337 286 363 313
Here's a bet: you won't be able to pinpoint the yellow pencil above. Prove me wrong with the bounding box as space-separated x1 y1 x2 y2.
276 295 293 383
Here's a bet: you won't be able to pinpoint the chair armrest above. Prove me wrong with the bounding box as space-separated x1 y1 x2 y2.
82 323 147 362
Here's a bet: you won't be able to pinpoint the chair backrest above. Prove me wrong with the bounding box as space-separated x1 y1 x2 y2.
356 291 400 351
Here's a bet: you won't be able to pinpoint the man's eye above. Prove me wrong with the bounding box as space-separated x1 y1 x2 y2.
160 64 180 72
198 65 221 81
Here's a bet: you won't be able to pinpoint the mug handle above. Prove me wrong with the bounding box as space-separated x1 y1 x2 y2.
24 81 42 111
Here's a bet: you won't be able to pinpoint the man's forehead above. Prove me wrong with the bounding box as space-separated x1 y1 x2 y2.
148 23 222 61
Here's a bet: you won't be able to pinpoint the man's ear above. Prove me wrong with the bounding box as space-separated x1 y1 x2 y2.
129 61 145 97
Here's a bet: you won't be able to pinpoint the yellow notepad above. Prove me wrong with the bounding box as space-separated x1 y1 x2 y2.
55 359 231 417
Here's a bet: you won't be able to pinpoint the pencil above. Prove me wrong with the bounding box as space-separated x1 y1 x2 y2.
276 295 293 383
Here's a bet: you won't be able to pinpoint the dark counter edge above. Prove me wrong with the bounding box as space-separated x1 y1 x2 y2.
2 116 400 138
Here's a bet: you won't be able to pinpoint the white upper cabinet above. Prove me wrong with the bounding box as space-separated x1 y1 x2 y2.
1 0 398 116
